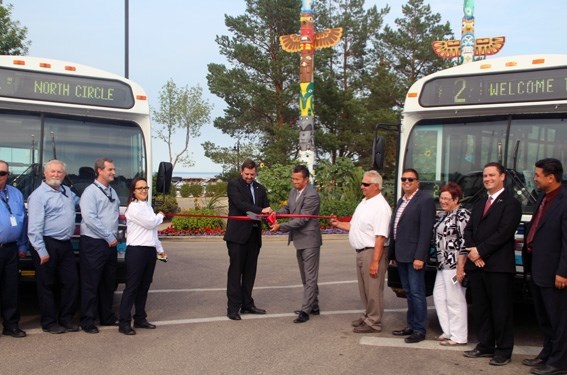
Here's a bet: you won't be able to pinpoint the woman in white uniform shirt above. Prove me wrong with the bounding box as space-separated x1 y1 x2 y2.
118 178 167 335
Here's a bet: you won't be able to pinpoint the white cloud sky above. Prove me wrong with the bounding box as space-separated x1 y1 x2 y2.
10 0 567 175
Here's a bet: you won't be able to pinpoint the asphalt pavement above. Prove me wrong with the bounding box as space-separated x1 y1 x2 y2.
1 235 543 375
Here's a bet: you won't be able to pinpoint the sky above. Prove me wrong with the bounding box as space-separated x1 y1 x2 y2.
10 0 567 175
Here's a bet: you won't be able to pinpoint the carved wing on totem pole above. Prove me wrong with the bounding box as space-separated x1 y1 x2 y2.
314 28 342 49
474 37 506 56
432 36 506 59
280 28 342 53
280 34 302 53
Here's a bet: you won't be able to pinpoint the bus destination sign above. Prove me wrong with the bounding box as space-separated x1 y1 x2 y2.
0 67 135 109
419 66 567 107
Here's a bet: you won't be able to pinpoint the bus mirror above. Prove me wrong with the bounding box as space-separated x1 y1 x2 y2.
156 162 173 195
372 137 385 171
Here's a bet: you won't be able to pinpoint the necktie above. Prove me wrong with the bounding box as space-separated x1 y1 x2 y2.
250 184 255 205
295 191 301 201
482 196 493 217
526 197 546 252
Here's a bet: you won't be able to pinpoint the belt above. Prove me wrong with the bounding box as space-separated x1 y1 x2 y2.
0 241 17 248
355 246 374 253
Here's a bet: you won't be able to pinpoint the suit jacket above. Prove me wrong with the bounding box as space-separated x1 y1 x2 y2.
277 185 322 250
389 189 436 263
524 186 567 287
223 177 270 246
463 188 522 273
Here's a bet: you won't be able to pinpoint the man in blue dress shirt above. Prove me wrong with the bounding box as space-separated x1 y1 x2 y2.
79 157 120 334
28 160 80 334
0 160 27 338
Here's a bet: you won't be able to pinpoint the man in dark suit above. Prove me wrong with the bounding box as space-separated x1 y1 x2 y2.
224 159 272 321
463 162 522 366
522 158 567 375
389 168 436 344
270 165 322 324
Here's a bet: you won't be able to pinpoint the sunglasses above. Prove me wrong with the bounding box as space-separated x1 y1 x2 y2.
360 182 373 187
135 186 150 191
400 177 417 182
0 171 9 177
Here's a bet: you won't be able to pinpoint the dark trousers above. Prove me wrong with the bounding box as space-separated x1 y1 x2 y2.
469 271 514 358
32 237 78 328
119 245 157 328
79 235 117 327
226 230 260 312
531 282 567 369
397 261 428 335
0 244 20 329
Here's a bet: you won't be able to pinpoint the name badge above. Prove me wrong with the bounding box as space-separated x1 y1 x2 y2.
10 215 17 227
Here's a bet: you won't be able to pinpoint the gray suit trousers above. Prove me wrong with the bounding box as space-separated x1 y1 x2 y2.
297 246 320 313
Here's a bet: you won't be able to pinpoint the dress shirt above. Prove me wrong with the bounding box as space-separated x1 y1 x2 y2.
28 182 79 257
348 193 392 250
0 185 27 251
125 200 164 253
79 180 120 244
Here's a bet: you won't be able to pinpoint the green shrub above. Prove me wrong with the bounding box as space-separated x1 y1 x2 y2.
172 208 224 232
206 181 227 197
320 199 359 227
152 194 179 214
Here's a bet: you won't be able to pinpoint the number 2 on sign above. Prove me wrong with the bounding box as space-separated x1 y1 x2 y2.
454 78 466 103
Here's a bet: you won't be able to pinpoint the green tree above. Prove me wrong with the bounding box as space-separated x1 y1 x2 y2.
375 0 455 106
202 139 256 181
152 80 212 169
0 1 30 55
315 0 390 167
206 0 300 166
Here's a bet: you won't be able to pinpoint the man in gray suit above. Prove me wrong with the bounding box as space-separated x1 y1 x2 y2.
270 165 322 323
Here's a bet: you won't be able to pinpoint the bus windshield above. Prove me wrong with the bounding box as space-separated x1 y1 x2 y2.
1 112 146 203
404 115 567 213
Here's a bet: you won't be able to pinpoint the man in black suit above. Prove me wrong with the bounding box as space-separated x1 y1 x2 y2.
463 162 522 366
522 158 567 375
389 168 436 344
224 159 272 321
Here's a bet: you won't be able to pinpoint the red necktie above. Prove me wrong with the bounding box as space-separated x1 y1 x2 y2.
482 196 493 217
526 197 546 252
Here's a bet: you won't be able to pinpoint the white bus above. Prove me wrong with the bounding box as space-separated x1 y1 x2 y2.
377 54 567 301
0 55 171 282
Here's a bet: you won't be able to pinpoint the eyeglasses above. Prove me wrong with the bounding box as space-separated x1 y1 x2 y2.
361 182 373 187
0 171 9 177
135 186 150 191
400 177 417 182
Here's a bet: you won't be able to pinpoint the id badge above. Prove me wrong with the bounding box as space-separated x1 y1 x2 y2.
10 215 17 227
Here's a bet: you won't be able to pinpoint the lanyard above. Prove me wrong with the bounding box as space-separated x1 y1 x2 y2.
94 184 115 202
0 189 13 215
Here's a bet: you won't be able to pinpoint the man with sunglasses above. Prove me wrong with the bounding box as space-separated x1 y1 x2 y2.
330 170 391 334
79 157 120 334
0 160 27 338
28 160 80 334
389 169 436 344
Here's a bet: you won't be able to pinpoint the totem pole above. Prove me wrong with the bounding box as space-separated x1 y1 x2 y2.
279 0 342 176
432 0 505 63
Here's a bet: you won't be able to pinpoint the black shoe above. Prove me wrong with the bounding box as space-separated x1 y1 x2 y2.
61 323 80 332
241 306 266 314
134 321 156 329
463 349 495 358
119 326 136 335
392 327 413 336
404 332 425 343
294 308 320 315
524 357 546 367
82 325 99 334
42 324 66 334
294 311 310 323
490 356 511 366
227 312 241 320
2 327 26 338
530 364 567 375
